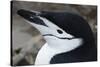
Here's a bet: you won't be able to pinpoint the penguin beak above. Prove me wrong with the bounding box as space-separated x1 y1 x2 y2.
17 9 40 20
17 9 48 27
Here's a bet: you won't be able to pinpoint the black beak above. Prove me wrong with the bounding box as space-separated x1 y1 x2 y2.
17 9 48 27
17 9 40 19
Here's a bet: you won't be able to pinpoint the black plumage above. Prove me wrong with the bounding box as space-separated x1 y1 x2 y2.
17 9 97 64
40 11 97 63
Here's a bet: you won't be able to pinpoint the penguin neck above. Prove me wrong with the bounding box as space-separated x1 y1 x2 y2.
35 37 82 65
35 43 63 65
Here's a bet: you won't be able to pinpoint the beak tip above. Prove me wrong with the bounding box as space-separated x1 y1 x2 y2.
17 9 24 15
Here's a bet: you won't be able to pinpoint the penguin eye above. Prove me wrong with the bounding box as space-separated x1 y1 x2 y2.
57 29 63 34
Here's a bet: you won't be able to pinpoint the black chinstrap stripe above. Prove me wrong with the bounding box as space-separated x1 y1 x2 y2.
43 34 75 40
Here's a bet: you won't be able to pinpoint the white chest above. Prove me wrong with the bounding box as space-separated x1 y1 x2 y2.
35 43 59 65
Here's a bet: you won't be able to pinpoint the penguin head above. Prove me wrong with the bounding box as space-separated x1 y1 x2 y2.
17 9 94 52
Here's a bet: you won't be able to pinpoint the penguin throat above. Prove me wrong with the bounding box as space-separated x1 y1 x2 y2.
35 43 64 65
35 36 82 65
43 34 75 40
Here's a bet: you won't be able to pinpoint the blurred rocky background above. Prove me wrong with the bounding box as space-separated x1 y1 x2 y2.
11 0 97 66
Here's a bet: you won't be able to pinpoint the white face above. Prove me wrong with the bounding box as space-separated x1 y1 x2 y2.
25 16 83 53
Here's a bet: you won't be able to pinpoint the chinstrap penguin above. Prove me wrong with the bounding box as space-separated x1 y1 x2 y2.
17 9 97 65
